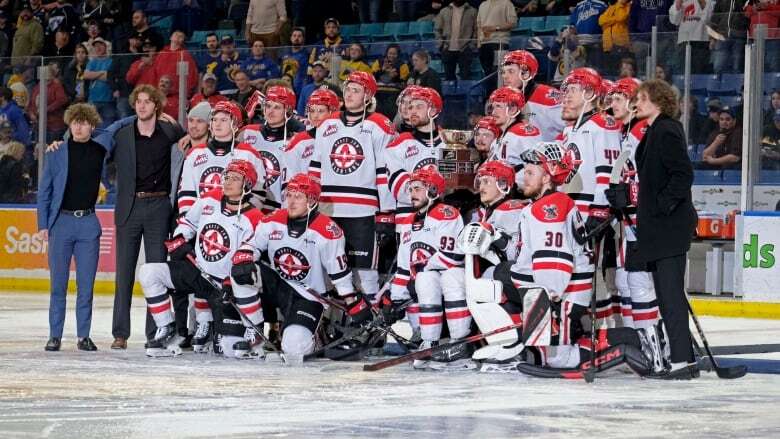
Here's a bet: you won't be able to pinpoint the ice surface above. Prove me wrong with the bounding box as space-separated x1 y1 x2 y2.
1 292 780 438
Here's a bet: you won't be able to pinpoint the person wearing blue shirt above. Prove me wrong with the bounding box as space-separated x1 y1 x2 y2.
279 28 310 95
195 32 221 73
570 0 608 68
213 35 244 93
83 38 115 128
296 60 330 116
0 87 30 146
241 40 281 90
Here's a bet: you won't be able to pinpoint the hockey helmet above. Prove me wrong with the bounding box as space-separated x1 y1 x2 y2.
225 159 259 189
344 71 378 98
561 67 604 98
488 86 526 111
285 173 321 202
521 142 579 186
473 116 501 138
409 168 446 199
407 87 443 118
502 50 539 79
265 85 297 110
306 87 340 113
212 100 245 129
607 77 642 100
475 160 515 192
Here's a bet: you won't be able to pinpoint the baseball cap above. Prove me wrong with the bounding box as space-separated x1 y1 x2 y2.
311 60 328 69
324 18 340 27
220 35 234 45
92 37 108 46
202 72 217 82
707 98 722 111
719 106 736 118
188 101 212 122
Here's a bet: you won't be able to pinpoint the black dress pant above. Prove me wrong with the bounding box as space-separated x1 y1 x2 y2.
651 253 694 364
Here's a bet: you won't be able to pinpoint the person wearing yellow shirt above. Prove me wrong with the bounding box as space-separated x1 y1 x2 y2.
339 43 373 82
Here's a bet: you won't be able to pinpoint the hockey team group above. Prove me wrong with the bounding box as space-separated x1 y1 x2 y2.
138 49 686 380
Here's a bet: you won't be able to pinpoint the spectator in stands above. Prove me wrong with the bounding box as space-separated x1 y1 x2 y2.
629 0 673 63
155 30 200 102
669 0 714 74
518 0 546 17
43 1 81 48
83 20 112 57
0 140 27 203
618 57 637 78
111 35 142 119
545 0 579 15
0 121 20 155
709 0 748 74
700 106 742 169
549 26 587 82
339 43 372 81
679 94 708 146
359 0 382 23
131 9 162 47
476 0 516 93
655 63 681 98
0 11 13 57
280 28 309 95
83 37 115 127
435 0 477 81
396 0 422 21
417 0 445 21
44 27 74 75
309 18 346 76
63 43 89 102
703 97 721 137
760 109 780 170
0 86 30 146
744 0 780 73
408 50 442 94
570 0 608 68
126 36 162 88
28 63 68 143
296 60 331 115
12 5 44 59
158 75 179 120
227 70 260 108
372 44 410 116
599 0 631 74
246 0 287 50
242 40 281 90
78 0 118 32
214 35 243 92
189 73 228 108
27 0 48 25
764 90 780 129
196 32 220 74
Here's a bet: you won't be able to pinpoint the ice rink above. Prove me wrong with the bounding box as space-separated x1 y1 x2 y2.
1 292 780 439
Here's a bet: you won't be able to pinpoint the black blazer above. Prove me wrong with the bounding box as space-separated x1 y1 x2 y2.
112 120 184 226
634 115 698 263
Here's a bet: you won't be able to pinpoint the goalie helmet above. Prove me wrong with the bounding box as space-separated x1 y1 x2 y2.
409 168 446 199
225 159 258 190
475 160 515 192
265 85 297 110
521 142 578 186
561 67 604 98
285 173 321 202
306 88 340 113
407 86 443 118
502 50 539 79
212 100 245 129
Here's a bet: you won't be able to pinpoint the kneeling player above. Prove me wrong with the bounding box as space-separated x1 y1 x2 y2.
231 173 372 364
139 160 263 357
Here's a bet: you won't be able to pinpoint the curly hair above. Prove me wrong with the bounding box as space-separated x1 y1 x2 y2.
637 79 679 119
64 103 102 127
129 84 165 117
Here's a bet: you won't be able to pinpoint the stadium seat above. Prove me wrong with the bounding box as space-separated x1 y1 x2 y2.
691 74 716 94
191 30 209 45
545 16 570 32
514 17 533 35
417 40 440 58
764 72 780 92
720 73 744 91
147 0 168 12
374 22 408 42
340 24 361 40
469 59 483 79
353 23 384 42
215 29 237 41
671 74 685 90
442 80 459 97
509 35 527 50
721 170 741 184
694 170 724 185
525 17 546 35
399 21 434 40
759 170 780 184
719 94 743 108
430 59 444 76
367 42 390 59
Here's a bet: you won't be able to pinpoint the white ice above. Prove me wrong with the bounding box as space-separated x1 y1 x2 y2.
1 292 780 439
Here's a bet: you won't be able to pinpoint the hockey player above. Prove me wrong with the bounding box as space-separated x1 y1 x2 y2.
285 88 341 181
500 50 564 141
473 116 501 159
308 71 396 301
240 85 303 213
385 86 443 223
488 86 543 189
394 85 423 133
605 78 659 329
139 160 264 357
381 169 466 369
230 173 372 364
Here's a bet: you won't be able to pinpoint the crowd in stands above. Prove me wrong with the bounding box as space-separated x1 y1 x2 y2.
0 0 777 203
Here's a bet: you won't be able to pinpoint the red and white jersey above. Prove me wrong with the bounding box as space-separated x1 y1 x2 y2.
175 189 263 280
510 191 591 306
494 120 543 188
559 112 623 218
241 123 302 213
617 119 648 267
523 83 565 141
474 198 527 262
284 129 317 185
309 112 396 218
240 209 355 302
177 142 265 215
385 130 442 222
391 203 464 300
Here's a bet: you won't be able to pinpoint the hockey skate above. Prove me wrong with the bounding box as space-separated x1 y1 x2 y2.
412 340 438 369
145 323 184 357
233 327 264 359
427 339 478 371
192 321 213 353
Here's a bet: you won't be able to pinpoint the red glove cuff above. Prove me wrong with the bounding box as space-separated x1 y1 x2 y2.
232 249 254 265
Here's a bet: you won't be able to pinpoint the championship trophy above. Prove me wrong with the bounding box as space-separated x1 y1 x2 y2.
439 129 481 193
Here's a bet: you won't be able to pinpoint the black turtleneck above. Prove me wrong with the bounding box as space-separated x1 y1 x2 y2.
342 110 366 127
209 138 232 155
288 209 319 237
411 128 440 147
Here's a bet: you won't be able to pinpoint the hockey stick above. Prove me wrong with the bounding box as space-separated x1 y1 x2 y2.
363 322 524 372
710 344 780 356
686 298 747 379
584 243 602 384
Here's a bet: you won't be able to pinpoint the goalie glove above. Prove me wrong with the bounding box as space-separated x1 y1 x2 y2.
231 249 257 285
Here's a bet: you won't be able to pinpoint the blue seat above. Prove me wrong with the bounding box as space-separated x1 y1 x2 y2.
721 73 744 91
215 29 237 41
691 74 716 94
399 21 434 40
353 23 384 42
509 35 527 50
524 17 546 34
340 24 361 40
719 94 743 108
759 170 780 184
417 40 440 58
545 16 570 32
147 0 168 12
442 80 459 97
367 42 390 59
722 170 741 184
374 22 408 41
514 17 533 34
694 170 724 185
191 30 209 45
671 74 685 90
469 59 483 79
764 72 780 92
430 59 444 76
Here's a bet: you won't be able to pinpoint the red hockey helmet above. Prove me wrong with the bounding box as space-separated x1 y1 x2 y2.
562 67 604 98
344 71 378 98
502 50 539 79
474 116 501 138
409 168 446 199
285 173 321 202
488 86 526 110
225 159 259 189
212 100 245 129
521 142 579 186
407 87 443 118
306 87 340 112
476 160 515 192
265 85 297 109
608 77 642 100
397 84 423 104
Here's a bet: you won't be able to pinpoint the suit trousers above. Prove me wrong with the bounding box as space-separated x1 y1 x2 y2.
651 253 694 364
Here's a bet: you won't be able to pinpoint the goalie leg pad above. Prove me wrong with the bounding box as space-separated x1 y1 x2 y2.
522 285 552 346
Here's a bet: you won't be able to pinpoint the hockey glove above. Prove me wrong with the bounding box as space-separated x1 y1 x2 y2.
375 212 396 249
488 231 511 260
378 291 407 325
221 278 234 304
345 292 372 326
585 207 611 241
231 249 257 285
605 183 630 211
165 234 193 261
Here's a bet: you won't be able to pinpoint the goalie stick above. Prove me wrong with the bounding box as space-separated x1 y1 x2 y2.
686 297 747 379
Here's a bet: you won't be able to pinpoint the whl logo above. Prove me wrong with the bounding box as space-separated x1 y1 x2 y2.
743 234 775 269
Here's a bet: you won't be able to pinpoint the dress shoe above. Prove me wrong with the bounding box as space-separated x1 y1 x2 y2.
77 337 98 351
111 337 127 350
45 337 61 351
179 334 193 350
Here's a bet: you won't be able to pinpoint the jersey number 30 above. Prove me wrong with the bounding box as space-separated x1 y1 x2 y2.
545 232 563 248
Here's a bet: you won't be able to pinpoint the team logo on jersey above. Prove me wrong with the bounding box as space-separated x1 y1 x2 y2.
405 144 419 158
274 247 311 281
260 150 281 185
199 223 231 262
439 205 455 218
603 115 617 129
413 158 436 171
563 142 582 184
202 205 214 216
410 242 436 268
546 88 562 104
325 221 343 239
412 220 424 232
199 166 224 195
323 124 338 137
193 153 208 166
329 137 365 174
541 204 559 220
269 230 283 240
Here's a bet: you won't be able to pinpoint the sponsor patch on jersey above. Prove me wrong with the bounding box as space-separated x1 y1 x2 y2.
269 230 283 240
202 205 214 216
244 134 258 144
193 153 208 166
199 223 231 262
260 150 282 185
274 247 311 282
405 144 419 158
402 230 411 244
323 124 338 137
410 242 436 267
302 144 314 159
541 204 559 220
563 142 582 184
199 166 224 196
329 137 365 175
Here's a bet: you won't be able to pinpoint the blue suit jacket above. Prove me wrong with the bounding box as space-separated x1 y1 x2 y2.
36 130 114 231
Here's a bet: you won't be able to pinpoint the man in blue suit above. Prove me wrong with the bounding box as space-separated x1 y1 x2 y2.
37 103 112 352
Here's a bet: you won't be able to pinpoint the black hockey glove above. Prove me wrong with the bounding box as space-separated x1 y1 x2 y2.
221 278 234 304
230 249 257 285
605 183 630 211
375 212 396 249
585 207 611 241
345 292 372 326
488 231 511 258
378 291 407 325
165 234 193 261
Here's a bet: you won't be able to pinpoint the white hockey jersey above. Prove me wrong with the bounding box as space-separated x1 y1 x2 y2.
523 82 565 141
391 203 465 300
494 120 543 188
175 189 264 280
240 209 355 302
284 129 317 184
309 112 396 218
474 198 527 262
559 112 623 219
177 142 266 215
385 129 442 222
510 191 592 306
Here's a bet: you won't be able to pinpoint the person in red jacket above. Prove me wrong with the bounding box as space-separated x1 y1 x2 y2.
154 31 199 100
28 63 69 142
189 73 229 108
126 36 162 87
745 0 780 72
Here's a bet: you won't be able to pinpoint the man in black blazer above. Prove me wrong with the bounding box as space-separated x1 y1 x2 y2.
613 79 698 379
110 84 185 349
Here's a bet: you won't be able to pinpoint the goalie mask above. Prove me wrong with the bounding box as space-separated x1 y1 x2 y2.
521 142 578 186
